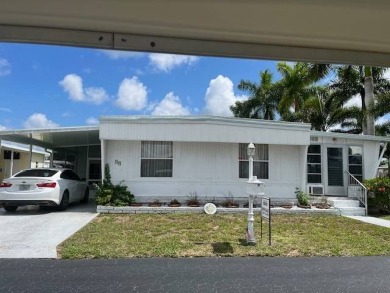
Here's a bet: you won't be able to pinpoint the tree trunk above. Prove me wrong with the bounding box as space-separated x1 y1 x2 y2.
363 67 375 135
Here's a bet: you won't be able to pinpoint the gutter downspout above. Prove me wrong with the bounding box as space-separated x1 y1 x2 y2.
10 150 14 176
301 145 309 192
28 133 33 168
100 139 105 183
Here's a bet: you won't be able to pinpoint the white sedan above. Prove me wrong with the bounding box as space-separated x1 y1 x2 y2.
0 168 89 212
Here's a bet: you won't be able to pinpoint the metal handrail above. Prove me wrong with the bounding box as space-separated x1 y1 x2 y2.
346 171 367 216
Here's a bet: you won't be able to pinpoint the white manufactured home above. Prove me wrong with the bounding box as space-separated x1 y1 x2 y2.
99 116 387 202
0 116 388 203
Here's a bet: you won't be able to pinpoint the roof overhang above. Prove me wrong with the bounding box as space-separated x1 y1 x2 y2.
100 116 312 145
0 126 100 149
1 1 390 66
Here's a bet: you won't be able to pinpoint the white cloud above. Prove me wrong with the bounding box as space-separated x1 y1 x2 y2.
100 50 145 60
204 75 247 116
0 124 6 130
0 58 11 76
115 76 148 111
23 113 59 129
344 94 361 108
151 92 191 116
149 53 198 72
59 74 108 105
86 117 99 125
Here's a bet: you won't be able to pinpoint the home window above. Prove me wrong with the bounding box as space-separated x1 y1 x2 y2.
239 143 269 179
348 146 363 182
141 141 173 177
307 145 321 183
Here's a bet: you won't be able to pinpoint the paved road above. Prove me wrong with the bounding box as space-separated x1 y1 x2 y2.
1 257 389 293
0 202 98 258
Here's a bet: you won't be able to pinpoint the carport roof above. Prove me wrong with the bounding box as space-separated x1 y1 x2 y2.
0 126 100 149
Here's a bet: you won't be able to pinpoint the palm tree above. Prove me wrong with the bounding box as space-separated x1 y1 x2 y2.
296 87 362 131
274 62 320 120
230 69 278 120
309 64 390 135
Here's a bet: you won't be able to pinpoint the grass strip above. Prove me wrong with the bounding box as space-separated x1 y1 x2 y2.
59 214 390 259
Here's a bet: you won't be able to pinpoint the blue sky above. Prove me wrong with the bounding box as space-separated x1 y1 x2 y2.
0 42 279 130
0 42 389 130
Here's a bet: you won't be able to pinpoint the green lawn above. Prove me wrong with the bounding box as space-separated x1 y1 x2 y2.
59 214 390 259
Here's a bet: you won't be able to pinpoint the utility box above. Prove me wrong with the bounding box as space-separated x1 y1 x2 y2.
246 177 265 196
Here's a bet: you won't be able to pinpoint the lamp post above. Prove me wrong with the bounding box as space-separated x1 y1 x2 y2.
246 143 256 245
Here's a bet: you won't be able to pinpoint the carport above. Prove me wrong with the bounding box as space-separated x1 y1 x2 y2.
0 127 101 185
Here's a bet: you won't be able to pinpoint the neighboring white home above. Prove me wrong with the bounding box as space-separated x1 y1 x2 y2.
0 140 47 181
99 116 389 202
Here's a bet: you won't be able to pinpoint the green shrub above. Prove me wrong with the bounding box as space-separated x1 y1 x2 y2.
295 187 310 206
364 178 390 212
95 164 134 206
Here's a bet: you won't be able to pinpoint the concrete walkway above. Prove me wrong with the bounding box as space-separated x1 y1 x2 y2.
0 202 98 258
345 216 390 228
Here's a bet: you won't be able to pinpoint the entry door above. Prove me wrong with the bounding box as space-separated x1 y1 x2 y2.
87 159 101 186
326 147 345 195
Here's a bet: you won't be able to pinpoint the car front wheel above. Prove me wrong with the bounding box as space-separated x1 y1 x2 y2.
58 191 69 211
4 205 18 212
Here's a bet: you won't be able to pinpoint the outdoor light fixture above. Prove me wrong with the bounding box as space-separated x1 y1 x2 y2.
247 143 255 157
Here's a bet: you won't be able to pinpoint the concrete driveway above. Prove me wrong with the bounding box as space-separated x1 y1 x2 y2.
0 201 98 258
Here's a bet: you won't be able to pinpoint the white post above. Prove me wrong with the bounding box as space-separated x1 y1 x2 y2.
249 155 253 182
247 143 256 245
10 150 14 176
100 139 105 183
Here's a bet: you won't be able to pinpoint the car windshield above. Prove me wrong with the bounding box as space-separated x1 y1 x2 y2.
14 169 58 178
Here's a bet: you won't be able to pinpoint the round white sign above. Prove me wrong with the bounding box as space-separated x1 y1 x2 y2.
204 203 217 215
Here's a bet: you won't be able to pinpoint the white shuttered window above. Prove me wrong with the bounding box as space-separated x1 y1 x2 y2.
141 141 173 177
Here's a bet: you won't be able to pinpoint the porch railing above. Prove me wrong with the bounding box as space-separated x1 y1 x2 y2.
346 171 367 216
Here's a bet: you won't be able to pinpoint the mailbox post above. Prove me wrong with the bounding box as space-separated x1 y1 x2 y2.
246 177 265 244
245 143 265 245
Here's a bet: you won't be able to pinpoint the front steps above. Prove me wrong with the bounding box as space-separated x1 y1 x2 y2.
327 197 366 216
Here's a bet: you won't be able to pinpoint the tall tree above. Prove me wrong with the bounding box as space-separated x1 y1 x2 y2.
231 70 278 120
274 62 320 120
310 64 390 134
296 87 362 131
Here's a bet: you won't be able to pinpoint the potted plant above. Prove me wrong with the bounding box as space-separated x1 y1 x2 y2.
295 188 311 209
186 192 200 207
221 193 239 208
168 198 181 207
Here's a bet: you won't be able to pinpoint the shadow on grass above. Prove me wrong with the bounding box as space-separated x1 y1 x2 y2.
212 242 233 254
238 238 257 247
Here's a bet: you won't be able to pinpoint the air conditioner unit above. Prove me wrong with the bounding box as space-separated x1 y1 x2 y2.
308 185 324 195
